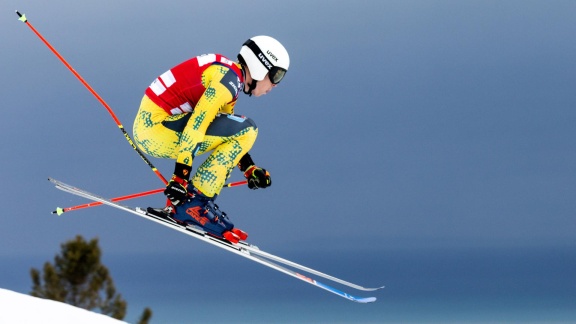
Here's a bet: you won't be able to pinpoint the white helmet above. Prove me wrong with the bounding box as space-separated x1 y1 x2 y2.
238 35 290 85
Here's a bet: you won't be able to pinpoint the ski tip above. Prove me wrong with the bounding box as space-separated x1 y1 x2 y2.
358 285 385 292
356 296 377 303
53 207 65 216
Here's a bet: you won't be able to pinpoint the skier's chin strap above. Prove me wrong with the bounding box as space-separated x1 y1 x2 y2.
244 79 257 97
239 62 257 97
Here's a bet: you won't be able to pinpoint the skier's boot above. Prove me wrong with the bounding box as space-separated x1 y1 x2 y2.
172 186 247 243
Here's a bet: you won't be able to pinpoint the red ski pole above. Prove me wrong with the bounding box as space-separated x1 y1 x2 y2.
16 11 168 185
53 180 248 215
17 11 248 214
52 188 165 215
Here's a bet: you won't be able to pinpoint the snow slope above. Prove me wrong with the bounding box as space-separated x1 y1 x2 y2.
0 288 127 324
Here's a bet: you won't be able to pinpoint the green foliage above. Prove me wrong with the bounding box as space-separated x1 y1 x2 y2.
138 307 153 324
30 235 152 323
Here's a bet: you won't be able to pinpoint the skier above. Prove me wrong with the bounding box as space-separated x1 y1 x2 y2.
132 36 289 243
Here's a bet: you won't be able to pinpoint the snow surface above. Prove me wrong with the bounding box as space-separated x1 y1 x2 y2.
0 288 127 324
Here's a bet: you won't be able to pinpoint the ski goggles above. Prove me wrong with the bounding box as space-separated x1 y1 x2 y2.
243 39 287 84
269 66 287 84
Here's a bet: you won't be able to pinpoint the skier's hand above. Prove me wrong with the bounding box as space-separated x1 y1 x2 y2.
244 166 271 189
164 175 189 206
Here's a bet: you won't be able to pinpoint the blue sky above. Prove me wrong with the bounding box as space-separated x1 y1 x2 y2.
2 1 576 322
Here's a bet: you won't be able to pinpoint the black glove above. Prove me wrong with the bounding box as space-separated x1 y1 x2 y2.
244 165 272 189
164 175 189 206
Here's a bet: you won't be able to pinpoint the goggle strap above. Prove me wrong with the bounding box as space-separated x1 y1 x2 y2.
244 39 274 72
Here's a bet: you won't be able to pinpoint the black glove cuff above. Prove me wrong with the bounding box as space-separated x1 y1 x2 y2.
173 162 192 180
238 153 255 172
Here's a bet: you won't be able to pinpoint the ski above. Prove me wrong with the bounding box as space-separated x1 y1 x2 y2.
48 178 381 303
237 242 384 292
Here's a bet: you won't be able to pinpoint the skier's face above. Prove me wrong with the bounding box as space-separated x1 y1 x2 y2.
244 68 276 97
251 74 276 97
